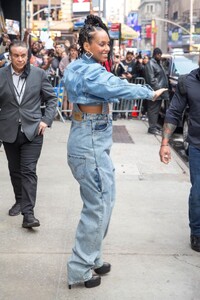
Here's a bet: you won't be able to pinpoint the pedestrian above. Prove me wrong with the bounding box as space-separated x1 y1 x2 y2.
121 50 136 83
140 55 150 120
159 58 200 253
59 44 79 120
111 53 125 120
0 40 57 228
144 47 169 135
63 14 167 289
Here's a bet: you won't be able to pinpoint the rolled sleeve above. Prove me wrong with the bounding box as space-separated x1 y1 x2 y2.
84 65 154 101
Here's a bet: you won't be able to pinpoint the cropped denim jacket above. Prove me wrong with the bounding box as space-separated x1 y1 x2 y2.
63 54 154 105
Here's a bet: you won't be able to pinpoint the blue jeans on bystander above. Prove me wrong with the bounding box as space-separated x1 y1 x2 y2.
188 145 200 236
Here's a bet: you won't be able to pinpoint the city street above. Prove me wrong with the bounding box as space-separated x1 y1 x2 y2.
0 119 200 300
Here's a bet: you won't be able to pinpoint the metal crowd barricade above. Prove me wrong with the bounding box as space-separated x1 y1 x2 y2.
48 74 66 123
112 77 146 119
47 74 146 122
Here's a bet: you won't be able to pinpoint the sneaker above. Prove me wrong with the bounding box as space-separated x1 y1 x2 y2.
120 113 126 119
62 114 68 120
148 128 162 136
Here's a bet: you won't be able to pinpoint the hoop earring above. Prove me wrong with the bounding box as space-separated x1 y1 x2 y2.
84 51 93 59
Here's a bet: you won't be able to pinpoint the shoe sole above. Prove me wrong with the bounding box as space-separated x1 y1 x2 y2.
22 223 40 228
94 266 111 275
84 277 101 288
191 245 200 252
8 211 21 216
148 132 162 136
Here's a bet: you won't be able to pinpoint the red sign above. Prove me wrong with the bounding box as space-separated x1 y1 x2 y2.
146 25 151 39
111 23 120 32
73 0 90 12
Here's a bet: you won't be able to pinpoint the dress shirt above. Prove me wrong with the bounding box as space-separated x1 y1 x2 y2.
11 66 26 104
11 66 26 127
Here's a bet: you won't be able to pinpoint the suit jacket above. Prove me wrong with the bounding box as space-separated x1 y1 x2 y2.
0 64 57 142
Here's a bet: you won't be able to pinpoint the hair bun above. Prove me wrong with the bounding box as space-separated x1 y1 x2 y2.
85 14 101 27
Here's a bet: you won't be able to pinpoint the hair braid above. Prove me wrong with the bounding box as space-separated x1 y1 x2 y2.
78 14 110 56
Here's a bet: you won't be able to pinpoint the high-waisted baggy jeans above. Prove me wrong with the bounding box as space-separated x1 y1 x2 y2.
67 105 115 285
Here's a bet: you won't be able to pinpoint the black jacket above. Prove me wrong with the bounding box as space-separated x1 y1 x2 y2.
111 62 124 77
144 58 169 100
165 68 200 148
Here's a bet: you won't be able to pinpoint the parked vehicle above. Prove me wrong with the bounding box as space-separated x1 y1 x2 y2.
159 53 199 153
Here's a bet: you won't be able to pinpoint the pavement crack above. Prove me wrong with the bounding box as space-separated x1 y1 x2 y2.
174 254 200 269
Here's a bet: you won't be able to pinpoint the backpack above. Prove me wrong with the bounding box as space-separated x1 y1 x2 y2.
177 74 188 96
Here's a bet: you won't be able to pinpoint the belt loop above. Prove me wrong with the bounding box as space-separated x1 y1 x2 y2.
102 103 109 114
72 111 83 121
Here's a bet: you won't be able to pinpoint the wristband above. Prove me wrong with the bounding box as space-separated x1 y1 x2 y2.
160 144 169 147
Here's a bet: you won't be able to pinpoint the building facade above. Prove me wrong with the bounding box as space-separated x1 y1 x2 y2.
168 0 200 52
138 0 168 52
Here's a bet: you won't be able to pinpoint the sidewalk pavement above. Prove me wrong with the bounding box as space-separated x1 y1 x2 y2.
0 119 199 300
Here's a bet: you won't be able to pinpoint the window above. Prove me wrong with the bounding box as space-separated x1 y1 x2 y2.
146 4 155 13
33 5 38 20
33 5 49 21
173 11 178 21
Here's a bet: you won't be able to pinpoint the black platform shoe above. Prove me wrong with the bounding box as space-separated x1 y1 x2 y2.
94 262 111 275
68 275 101 289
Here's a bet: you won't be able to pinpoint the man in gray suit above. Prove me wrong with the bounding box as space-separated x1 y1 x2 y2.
0 40 57 228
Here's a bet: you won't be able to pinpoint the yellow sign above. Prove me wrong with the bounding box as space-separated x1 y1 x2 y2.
58 10 63 20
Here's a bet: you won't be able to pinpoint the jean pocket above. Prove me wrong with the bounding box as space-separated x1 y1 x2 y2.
68 154 86 181
94 120 109 131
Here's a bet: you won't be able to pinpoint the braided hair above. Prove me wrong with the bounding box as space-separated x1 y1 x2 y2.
78 14 110 56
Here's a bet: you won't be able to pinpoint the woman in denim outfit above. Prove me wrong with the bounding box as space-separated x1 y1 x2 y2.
63 15 167 289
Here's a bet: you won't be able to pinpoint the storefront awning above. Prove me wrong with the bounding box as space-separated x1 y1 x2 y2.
121 24 138 40
192 44 200 51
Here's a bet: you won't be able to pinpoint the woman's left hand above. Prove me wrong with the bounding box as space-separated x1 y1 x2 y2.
153 88 168 101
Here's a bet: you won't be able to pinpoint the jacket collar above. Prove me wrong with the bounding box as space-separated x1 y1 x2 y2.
81 53 98 64
196 68 200 81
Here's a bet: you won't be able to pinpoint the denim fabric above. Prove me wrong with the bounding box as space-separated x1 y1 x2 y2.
188 145 200 236
67 104 115 284
62 54 154 105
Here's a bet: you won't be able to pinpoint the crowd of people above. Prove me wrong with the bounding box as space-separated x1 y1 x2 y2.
0 29 79 121
110 47 169 134
0 27 170 135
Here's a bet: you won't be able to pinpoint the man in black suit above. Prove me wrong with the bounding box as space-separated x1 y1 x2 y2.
0 40 57 228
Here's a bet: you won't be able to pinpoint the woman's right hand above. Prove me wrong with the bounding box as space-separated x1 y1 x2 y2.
153 88 168 101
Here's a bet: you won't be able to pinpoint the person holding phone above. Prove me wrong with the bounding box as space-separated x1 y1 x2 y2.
121 50 136 83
